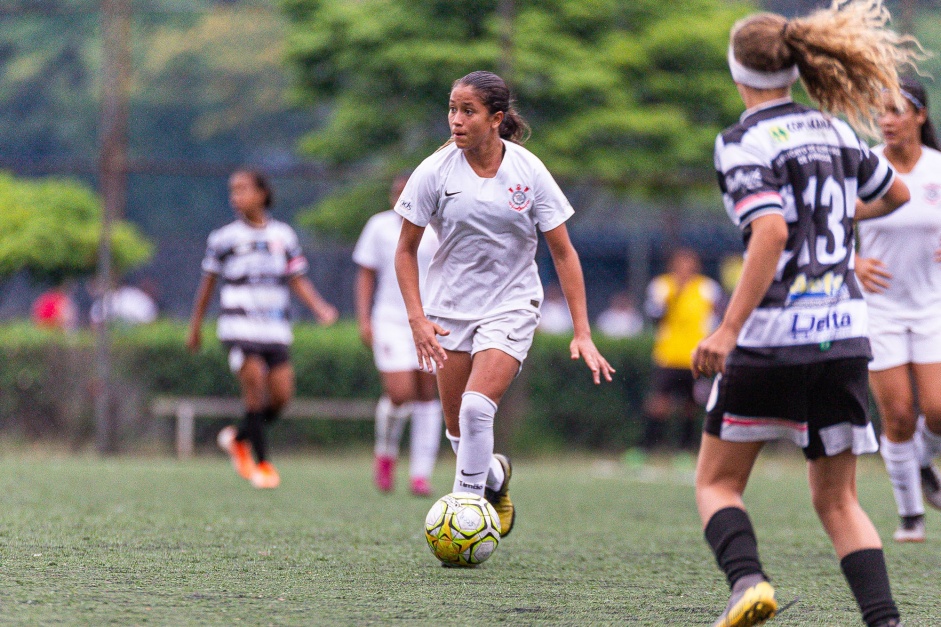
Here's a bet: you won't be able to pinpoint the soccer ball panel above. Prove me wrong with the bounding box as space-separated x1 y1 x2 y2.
424 492 501 566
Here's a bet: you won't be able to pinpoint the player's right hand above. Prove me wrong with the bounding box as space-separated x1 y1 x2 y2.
186 327 201 353
855 256 892 293
409 316 449 372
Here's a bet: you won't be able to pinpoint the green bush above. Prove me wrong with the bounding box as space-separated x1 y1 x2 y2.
0 321 658 452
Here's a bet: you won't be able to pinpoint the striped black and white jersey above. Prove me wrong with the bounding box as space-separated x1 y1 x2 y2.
201 218 309 346
715 99 896 366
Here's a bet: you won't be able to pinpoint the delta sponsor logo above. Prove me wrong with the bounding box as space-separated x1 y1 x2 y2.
725 168 763 193
790 309 853 339
508 184 532 212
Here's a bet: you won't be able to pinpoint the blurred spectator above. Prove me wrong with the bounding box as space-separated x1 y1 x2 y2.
639 248 722 451
596 291 643 338
538 283 573 334
90 283 159 326
32 285 78 331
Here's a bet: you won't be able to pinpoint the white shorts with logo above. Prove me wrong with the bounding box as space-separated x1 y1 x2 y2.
372 318 421 373
428 309 540 364
868 311 941 371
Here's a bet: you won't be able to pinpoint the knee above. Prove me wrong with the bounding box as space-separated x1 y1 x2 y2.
387 390 413 407
458 392 497 436
811 488 855 521
880 398 915 429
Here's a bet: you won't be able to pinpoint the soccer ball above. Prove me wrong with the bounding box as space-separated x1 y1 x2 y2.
424 492 501 566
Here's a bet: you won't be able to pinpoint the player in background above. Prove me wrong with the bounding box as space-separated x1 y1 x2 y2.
188 169 338 489
857 77 941 542
640 248 721 451
693 4 915 626
354 174 443 496
395 70 614 537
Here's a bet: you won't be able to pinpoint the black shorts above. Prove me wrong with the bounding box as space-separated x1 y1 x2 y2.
703 358 877 460
224 341 290 373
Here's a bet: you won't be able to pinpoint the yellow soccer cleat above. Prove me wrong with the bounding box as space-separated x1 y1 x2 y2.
484 454 515 537
713 580 777 627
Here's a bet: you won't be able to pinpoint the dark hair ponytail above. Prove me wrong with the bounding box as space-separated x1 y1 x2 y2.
453 70 531 144
900 77 940 150
233 168 273 208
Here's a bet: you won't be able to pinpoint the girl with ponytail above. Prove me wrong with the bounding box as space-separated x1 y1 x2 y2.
395 70 612 540
693 2 918 625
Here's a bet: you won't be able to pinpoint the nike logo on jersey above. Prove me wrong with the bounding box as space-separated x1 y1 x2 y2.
444 190 461 197
460 470 484 476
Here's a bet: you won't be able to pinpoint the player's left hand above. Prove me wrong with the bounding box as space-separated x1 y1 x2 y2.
570 335 615 385
692 325 738 379
317 303 339 326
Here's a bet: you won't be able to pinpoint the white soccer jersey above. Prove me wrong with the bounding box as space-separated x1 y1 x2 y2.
352 210 439 326
201 218 309 345
394 140 574 320
858 146 941 320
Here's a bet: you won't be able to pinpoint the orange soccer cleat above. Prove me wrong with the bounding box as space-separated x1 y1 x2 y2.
251 461 281 489
217 425 256 480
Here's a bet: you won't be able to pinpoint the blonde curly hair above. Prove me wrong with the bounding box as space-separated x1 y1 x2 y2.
731 0 925 136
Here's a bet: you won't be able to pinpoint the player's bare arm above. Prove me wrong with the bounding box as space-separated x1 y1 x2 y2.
395 218 448 371
289 275 338 325
692 214 788 378
354 266 377 347
187 272 217 352
854 176 910 220
543 223 614 384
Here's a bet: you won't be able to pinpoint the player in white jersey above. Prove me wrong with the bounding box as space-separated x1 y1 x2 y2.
693 5 917 627
354 174 442 496
188 170 338 489
856 77 941 543
394 71 614 538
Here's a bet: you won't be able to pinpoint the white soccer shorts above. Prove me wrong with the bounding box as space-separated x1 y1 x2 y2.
372 319 422 373
428 309 540 364
868 312 941 371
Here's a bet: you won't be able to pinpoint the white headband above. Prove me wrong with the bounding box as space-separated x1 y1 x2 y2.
728 47 799 89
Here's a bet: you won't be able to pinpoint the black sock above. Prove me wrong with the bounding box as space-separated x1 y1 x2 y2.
263 405 281 425
238 410 267 463
641 418 664 450
704 507 766 589
840 548 899 627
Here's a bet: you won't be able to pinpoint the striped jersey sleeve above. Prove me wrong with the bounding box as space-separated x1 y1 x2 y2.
715 132 785 230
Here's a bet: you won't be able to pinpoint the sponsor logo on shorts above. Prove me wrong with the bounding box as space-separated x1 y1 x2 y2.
925 183 941 205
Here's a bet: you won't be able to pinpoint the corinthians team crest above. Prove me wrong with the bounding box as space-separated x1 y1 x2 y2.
508 184 531 212
924 183 941 205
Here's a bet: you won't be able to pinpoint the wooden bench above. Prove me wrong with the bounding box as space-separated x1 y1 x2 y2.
151 396 376 458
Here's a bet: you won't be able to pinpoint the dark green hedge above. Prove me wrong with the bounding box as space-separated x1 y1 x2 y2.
0 321 656 452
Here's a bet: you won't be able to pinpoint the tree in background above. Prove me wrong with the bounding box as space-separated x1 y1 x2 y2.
0 172 152 284
284 0 751 240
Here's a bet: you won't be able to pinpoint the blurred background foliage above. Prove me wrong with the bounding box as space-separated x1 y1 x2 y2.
284 0 749 239
0 172 152 283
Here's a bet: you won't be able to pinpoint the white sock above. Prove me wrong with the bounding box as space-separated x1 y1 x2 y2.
487 457 505 492
453 391 496 496
409 400 443 480
374 396 410 458
917 415 941 468
446 430 460 455
880 436 924 517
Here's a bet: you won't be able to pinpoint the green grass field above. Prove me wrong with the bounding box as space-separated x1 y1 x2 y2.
1 451 939 626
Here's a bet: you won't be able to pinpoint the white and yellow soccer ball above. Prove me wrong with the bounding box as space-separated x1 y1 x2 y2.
424 492 501 566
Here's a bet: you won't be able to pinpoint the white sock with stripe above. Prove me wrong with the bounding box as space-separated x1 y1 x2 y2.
409 400 442 480
880 436 924 517
917 415 941 468
374 396 410 458
453 391 496 496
